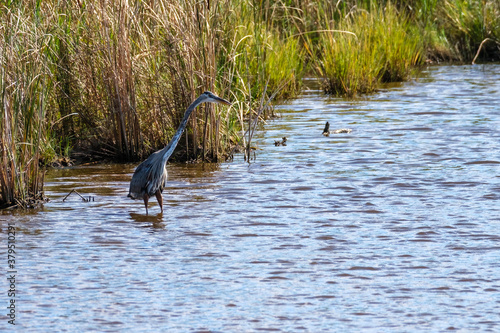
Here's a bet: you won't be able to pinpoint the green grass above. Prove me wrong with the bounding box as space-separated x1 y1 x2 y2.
317 2 424 96
438 0 500 61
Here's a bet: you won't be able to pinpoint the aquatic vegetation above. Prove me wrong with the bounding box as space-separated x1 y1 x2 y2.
51 0 229 162
231 2 304 101
37 0 304 162
399 0 500 61
438 0 500 61
0 3 52 208
317 2 424 96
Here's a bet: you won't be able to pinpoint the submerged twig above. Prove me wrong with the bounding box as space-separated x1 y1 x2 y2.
62 189 94 202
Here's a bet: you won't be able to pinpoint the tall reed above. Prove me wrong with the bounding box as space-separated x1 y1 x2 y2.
50 1 142 161
44 0 294 162
0 3 53 208
136 0 241 162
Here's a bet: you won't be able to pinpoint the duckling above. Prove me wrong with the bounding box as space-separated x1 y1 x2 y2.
274 137 287 146
322 121 352 136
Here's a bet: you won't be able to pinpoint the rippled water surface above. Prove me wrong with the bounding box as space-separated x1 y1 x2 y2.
2 65 500 332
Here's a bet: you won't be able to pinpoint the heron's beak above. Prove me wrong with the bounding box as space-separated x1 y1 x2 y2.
215 96 232 106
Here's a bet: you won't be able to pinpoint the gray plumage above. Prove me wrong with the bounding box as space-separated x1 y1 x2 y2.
128 91 231 215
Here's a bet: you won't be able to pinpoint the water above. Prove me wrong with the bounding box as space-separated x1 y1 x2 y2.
1 65 500 332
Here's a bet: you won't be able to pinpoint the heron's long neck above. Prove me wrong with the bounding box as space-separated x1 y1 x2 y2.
160 96 205 163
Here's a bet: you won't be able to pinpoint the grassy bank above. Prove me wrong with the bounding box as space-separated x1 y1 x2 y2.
1 0 499 208
316 2 424 95
417 0 500 62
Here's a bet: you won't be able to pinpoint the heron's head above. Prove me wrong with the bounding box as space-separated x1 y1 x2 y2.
202 91 232 106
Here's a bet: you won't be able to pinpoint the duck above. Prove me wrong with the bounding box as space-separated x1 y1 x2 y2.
322 121 352 136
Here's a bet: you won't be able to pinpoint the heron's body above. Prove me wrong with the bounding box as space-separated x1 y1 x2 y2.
127 150 167 199
322 121 352 136
128 91 231 215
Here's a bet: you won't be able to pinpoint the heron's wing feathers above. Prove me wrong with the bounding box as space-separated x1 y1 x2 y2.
128 151 164 198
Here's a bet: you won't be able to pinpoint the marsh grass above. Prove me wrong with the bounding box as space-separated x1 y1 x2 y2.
393 0 500 61
439 0 500 61
44 0 303 163
0 3 52 208
318 2 424 96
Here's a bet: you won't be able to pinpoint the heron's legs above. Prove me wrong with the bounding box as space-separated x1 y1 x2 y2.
155 190 163 213
143 193 149 216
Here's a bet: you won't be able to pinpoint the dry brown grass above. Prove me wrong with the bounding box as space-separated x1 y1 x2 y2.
0 3 52 207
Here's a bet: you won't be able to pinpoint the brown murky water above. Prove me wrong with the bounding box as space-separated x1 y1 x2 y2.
1 65 500 331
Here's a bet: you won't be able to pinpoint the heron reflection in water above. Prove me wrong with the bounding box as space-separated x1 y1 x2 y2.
128 91 231 215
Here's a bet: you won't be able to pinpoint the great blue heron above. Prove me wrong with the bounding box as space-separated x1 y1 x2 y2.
322 121 352 136
128 91 231 215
